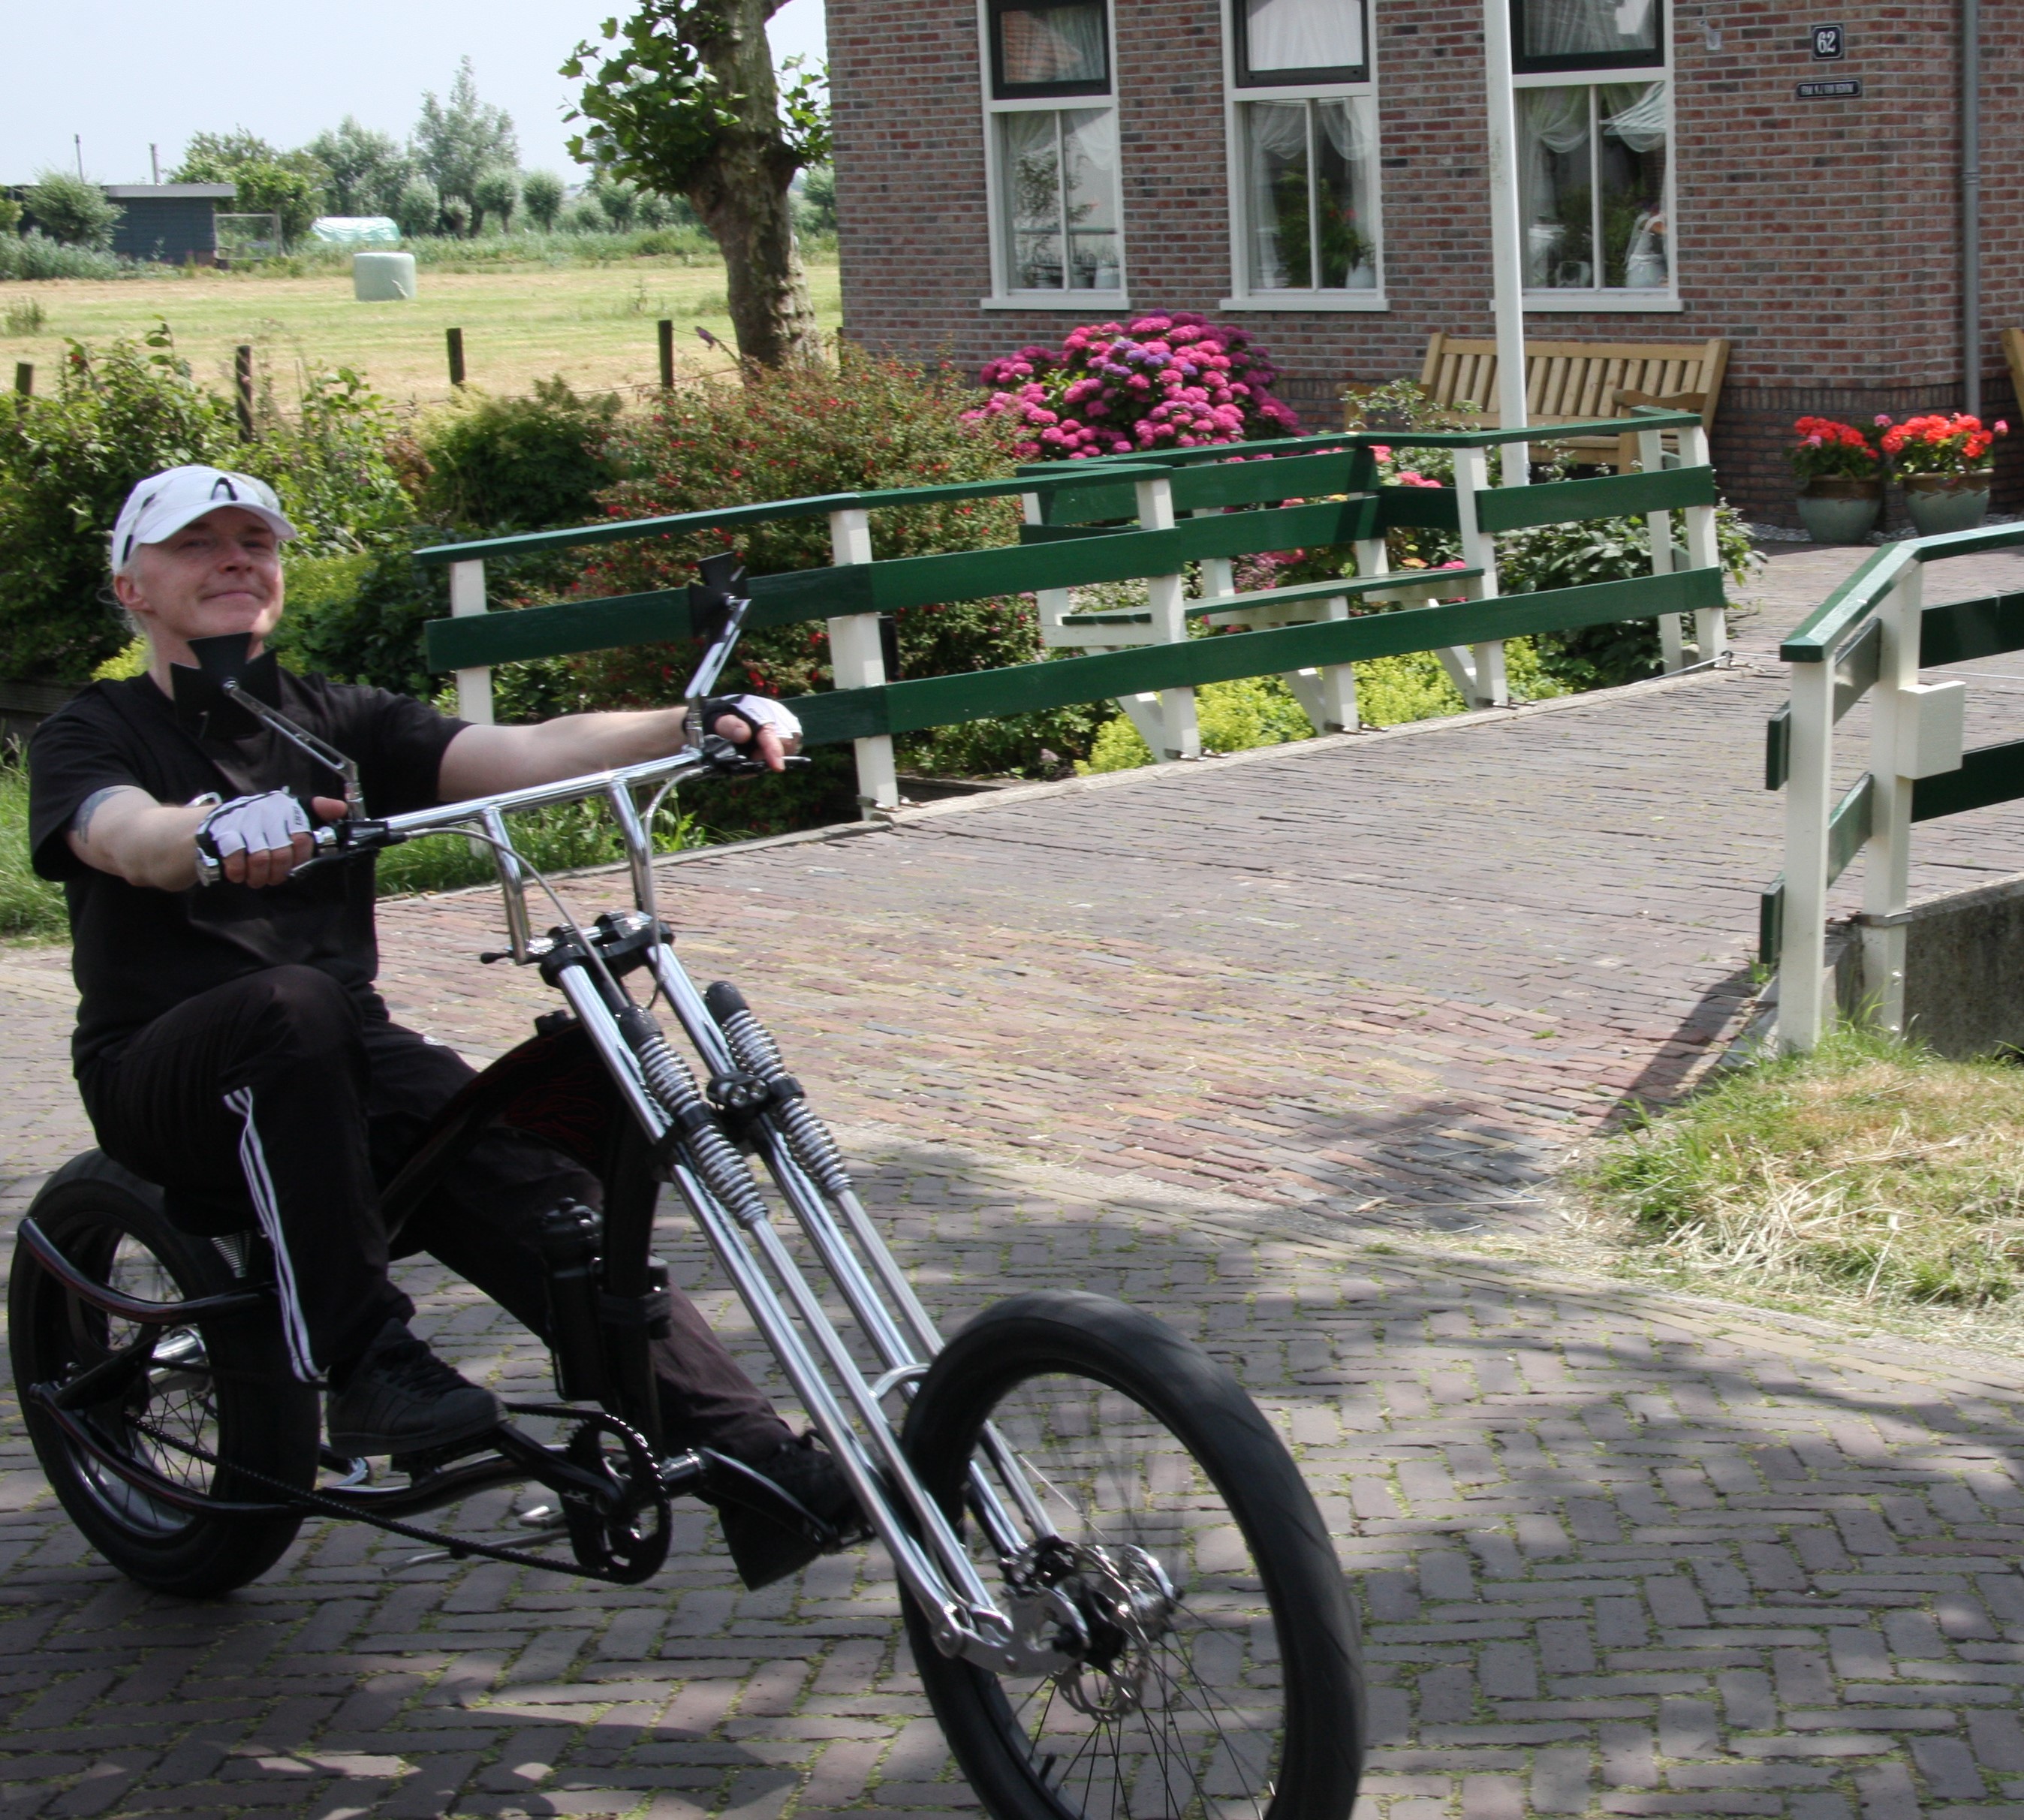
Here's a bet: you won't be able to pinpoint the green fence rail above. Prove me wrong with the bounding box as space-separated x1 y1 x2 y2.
414 409 1723 806
1761 521 2024 1049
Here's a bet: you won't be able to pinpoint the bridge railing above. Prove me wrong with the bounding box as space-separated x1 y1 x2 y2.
414 411 1720 812
1761 522 2024 1049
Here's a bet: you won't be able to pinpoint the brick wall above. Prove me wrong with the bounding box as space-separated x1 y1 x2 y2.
830 0 2022 521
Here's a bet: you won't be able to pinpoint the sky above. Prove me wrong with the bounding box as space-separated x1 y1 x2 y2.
2 0 827 187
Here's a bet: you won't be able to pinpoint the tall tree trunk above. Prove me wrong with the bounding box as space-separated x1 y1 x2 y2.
687 0 823 368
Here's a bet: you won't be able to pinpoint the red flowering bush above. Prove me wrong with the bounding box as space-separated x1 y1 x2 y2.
1789 416 1882 483
968 313 1299 460
1877 411 2007 477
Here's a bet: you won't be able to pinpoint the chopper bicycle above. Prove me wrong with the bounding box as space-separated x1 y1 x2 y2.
9 557 1366 1820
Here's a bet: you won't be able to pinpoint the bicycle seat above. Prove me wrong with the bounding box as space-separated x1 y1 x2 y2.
161 1183 261 1237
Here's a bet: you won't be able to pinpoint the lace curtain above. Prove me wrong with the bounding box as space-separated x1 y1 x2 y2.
1245 98 1374 291
1000 107 1120 290
1242 0 1363 74
1517 80 1667 288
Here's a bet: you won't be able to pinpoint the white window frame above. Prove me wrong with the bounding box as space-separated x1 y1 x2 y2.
977 0 1128 310
1513 6 1680 313
1218 0 1387 313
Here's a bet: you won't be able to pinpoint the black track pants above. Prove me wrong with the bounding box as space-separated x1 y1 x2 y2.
79 965 792 1461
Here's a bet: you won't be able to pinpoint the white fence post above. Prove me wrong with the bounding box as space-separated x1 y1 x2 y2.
1777 652 1837 1051
1639 425 1685 672
827 507 899 815
1133 472 1200 760
1679 423 1727 663
1447 446 1506 709
1026 492 1078 649
449 559 493 725
1860 565 1923 1034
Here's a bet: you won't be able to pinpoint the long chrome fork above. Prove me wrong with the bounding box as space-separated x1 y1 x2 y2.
553 963 1034 1663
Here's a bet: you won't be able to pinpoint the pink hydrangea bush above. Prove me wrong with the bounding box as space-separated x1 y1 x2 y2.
967 313 1300 460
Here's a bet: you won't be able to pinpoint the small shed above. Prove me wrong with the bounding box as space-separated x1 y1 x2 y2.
102 185 235 264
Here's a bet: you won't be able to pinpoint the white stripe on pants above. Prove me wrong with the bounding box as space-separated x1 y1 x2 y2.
224 1086 320 1382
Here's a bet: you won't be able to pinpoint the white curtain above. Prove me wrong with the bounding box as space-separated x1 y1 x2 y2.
1062 107 1121 287
1521 0 1657 59
1245 101 1309 289
1244 0 1363 74
1600 80 1667 152
1000 110 1062 288
1517 86 1589 286
1601 82 1667 287
998 3 1107 87
1314 98 1376 287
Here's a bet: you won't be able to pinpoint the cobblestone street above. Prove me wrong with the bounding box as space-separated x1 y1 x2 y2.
5 546 2024 1816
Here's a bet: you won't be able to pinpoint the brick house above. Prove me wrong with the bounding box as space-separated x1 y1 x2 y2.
827 0 2019 519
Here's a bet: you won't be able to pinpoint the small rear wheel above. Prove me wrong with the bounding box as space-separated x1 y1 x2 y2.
900 1289 1364 1820
9 1152 318 1597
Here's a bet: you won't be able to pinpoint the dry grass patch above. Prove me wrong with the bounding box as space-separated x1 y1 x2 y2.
1578 1026 2024 1324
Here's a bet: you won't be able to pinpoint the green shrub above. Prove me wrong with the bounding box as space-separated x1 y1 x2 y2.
0 752 65 939
266 537 446 699
0 197 21 236
521 170 565 230
395 177 441 240
0 329 239 680
415 377 624 530
23 172 122 250
251 363 414 552
0 233 128 281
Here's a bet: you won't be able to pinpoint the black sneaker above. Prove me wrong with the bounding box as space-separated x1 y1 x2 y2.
326 1318 503 1457
718 1435 868 1590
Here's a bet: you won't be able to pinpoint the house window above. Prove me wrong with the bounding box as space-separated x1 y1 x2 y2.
1242 99 1378 291
1235 0 1368 86
998 108 1122 291
1512 0 1664 74
1225 0 1381 304
1513 0 1672 303
990 0 1110 96
983 0 1122 298
1517 83 1668 291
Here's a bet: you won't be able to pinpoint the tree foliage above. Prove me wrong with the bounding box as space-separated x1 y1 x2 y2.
564 2 827 365
411 58 518 213
23 172 122 250
173 130 329 244
304 118 411 215
520 170 565 230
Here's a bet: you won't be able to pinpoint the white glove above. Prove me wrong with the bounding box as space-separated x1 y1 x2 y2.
724 695 802 742
197 790 311 861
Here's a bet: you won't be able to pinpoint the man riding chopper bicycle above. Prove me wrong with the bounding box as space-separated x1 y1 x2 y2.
17 463 1366 1820
26 465 854 1590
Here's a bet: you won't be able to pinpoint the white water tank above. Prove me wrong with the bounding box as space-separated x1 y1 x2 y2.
353 252 417 302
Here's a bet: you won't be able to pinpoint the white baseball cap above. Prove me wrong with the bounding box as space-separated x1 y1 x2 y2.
110 466 299 574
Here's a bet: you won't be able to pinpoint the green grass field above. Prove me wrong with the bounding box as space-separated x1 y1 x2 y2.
0 254 844 411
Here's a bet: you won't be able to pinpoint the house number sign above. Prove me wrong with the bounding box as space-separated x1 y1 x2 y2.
1810 24 1845 59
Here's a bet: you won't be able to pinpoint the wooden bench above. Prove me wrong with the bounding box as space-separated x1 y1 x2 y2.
1397 333 1730 470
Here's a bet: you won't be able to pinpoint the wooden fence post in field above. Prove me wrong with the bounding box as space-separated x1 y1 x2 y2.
658 319 674 390
12 363 29 398
233 345 255 441
447 327 466 387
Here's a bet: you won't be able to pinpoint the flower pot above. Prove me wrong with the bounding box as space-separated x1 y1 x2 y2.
1902 471 1995 537
1796 478 1882 545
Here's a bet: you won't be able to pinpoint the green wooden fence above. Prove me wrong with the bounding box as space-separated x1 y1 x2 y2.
414 411 1724 808
1760 523 2024 1049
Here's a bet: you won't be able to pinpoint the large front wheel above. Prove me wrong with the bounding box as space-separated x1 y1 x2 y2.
899 1291 1364 1820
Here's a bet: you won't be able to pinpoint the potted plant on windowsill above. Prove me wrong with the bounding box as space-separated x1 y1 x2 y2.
1880 412 2008 536
1791 415 1884 544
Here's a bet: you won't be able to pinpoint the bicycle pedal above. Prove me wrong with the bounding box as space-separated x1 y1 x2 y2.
389 1428 506 1478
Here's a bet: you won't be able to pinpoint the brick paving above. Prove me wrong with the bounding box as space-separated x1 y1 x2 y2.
5 546 2024 1815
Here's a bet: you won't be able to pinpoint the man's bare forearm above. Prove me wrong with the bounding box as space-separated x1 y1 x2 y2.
67 788 206 890
436 708 694 801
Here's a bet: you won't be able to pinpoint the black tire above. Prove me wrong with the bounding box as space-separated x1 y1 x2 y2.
899 1290 1364 1820
9 1152 318 1597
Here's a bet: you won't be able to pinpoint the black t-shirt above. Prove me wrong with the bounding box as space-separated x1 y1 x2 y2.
29 670 467 1068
